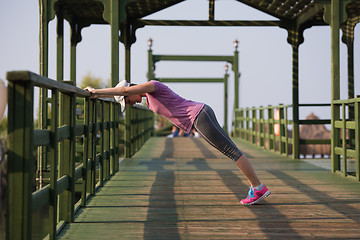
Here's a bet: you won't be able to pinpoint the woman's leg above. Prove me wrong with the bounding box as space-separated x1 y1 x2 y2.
193 105 261 187
235 155 261 187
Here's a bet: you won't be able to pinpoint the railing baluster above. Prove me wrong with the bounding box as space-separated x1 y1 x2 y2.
355 100 359 181
49 88 59 240
7 79 34 240
342 103 347 176
81 96 90 207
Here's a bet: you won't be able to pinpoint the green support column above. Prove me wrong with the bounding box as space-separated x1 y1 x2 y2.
110 0 119 87
322 0 351 172
147 38 155 81
341 18 358 148
70 21 78 83
224 66 229 133
292 45 300 159
233 40 239 110
330 0 341 172
286 24 307 159
56 10 64 82
39 0 50 189
119 21 145 157
124 22 132 158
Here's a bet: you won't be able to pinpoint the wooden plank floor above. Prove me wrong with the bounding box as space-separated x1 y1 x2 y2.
58 137 360 239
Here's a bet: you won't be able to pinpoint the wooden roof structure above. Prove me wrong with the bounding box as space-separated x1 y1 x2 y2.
50 0 360 25
46 0 360 34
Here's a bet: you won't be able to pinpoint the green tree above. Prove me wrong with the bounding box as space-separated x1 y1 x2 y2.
79 72 107 89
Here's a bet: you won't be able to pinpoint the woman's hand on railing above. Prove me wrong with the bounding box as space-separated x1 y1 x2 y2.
84 86 99 98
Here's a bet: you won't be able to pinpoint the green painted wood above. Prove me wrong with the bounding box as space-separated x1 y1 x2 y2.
137 19 281 27
153 55 233 63
6 71 91 97
32 185 50 212
223 73 228 132
81 98 91 207
56 10 64 82
49 88 59 240
355 101 360 181
157 78 224 83
100 101 105 186
104 102 110 181
70 20 77 84
292 45 300 159
58 137 360 239
34 129 51 146
233 47 239 110
7 81 34 240
342 103 347 176
57 126 71 142
39 0 50 186
58 88 76 223
114 104 120 172
110 0 119 87
90 99 98 194
330 0 341 172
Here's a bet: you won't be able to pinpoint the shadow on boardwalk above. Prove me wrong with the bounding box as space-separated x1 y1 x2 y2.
58 137 360 240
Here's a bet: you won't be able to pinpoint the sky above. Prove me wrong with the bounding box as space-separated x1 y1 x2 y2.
0 0 359 131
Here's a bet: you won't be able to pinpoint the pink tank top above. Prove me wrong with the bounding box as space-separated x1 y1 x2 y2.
146 80 204 133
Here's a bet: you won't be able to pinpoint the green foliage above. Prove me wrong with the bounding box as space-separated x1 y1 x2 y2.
79 72 109 89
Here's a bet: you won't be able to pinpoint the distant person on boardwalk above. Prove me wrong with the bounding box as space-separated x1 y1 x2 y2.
85 80 270 205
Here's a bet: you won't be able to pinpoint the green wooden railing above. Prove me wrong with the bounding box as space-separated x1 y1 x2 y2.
234 104 332 158
6 71 154 240
234 104 293 156
332 97 360 180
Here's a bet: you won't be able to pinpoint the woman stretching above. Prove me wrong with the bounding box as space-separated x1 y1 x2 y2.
85 80 270 205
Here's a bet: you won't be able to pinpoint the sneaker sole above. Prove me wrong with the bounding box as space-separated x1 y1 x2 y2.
240 190 271 205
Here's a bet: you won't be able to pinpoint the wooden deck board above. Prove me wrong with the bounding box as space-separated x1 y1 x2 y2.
58 137 360 239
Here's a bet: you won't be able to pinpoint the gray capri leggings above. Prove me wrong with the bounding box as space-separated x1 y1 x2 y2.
193 105 243 162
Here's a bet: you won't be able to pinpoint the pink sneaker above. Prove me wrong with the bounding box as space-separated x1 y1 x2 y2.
240 185 271 205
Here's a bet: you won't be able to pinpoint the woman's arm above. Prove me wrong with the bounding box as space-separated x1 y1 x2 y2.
85 82 156 97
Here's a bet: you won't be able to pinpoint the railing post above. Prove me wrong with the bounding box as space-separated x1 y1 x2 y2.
259 107 264 148
90 99 97 194
223 72 228 132
245 108 250 142
268 106 274 151
279 105 285 154
355 98 360 181
81 96 90 207
110 102 116 175
7 80 34 240
104 102 110 180
285 106 289 156
240 109 244 139
59 87 76 223
125 107 132 158
49 89 59 239
342 103 347 176
100 101 105 186
252 107 257 145
114 104 120 172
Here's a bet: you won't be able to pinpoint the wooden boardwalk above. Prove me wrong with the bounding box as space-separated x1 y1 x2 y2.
58 137 360 239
